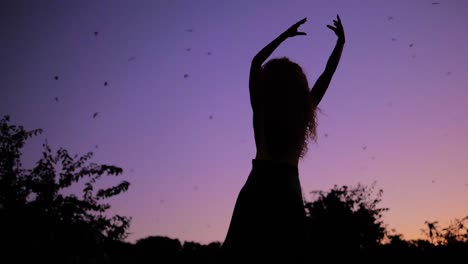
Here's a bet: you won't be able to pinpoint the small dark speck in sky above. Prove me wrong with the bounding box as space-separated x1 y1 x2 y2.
324 133 329 138
92 112 98 118
94 145 98 149
54 76 59 80
183 73 189 79
362 146 367 150
432 2 440 5
206 51 212 55
160 199 165 204
432 180 436 183
391 38 397 42
411 54 416 59
128 57 135 61
94 31 98 36
446 71 451 76
185 28 194 33
371 156 376 160
387 16 394 21
54 97 59 102
104 81 108 86
409 43 414 48
193 186 199 191
186 48 191 52
209 115 213 120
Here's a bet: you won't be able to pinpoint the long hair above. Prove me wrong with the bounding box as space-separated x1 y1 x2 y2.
260 57 318 159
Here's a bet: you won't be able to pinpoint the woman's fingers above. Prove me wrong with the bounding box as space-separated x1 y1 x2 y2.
327 25 337 31
333 19 343 31
293 18 307 30
283 17 308 38
336 15 343 29
297 17 307 25
293 18 307 31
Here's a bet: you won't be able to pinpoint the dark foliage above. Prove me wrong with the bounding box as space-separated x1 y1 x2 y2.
304 183 388 260
1 116 466 262
0 115 131 263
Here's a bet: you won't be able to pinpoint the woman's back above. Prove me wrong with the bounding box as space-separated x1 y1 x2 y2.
253 57 316 166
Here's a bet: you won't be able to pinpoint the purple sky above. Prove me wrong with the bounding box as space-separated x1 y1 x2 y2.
1 0 467 244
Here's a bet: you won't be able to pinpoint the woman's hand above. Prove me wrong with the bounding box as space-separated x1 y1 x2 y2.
326 15 345 43
282 17 307 38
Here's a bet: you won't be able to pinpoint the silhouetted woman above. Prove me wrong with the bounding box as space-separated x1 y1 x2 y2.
222 15 345 262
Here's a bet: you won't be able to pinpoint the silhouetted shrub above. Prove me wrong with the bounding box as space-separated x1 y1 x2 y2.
0 115 131 263
304 183 388 259
135 236 182 263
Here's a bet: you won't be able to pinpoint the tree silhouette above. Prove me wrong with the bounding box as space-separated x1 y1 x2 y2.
0 115 131 263
441 216 468 244
132 236 222 263
3 115 466 262
181 241 221 263
135 236 182 263
422 216 468 246
304 183 388 259
422 220 441 244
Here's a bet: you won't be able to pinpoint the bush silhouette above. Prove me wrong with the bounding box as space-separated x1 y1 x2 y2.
135 236 182 263
304 183 388 259
0 115 131 263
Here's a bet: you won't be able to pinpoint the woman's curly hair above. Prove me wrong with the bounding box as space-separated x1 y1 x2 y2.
260 57 318 159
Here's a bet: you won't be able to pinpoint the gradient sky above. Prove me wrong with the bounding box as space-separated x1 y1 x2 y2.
1 0 467 244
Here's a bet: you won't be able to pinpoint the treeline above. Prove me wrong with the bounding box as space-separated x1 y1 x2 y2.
1 116 467 263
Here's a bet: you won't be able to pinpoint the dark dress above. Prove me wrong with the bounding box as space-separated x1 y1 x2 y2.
222 159 307 262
